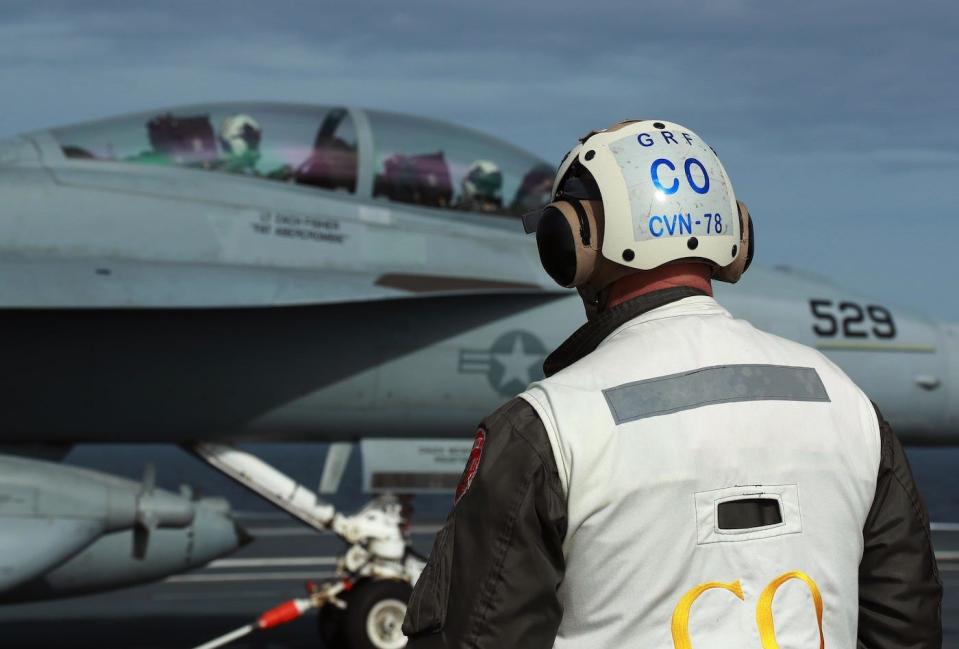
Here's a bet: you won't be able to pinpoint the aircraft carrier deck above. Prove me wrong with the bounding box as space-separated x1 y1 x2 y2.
0 515 955 648
0 444 954 648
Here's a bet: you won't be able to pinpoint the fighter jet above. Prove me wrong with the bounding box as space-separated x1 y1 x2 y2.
0 102 956 611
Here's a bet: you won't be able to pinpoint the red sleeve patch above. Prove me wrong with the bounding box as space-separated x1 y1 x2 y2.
454 428 486 505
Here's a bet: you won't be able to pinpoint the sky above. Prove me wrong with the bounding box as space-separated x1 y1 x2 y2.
2 0 957 318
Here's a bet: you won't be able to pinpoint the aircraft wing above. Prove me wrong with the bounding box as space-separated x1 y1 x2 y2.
0 517 101 591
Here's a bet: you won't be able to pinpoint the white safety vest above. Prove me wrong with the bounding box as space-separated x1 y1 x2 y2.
521 295 881 649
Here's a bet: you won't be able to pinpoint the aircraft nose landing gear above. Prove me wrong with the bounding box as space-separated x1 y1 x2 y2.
343 579 413 649
188 443 426 649
367 598 407 649
194 575 418 649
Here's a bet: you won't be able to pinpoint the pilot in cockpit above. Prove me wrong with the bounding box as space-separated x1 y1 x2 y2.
216 113 296 181
217 114 263 175
455 159 503 213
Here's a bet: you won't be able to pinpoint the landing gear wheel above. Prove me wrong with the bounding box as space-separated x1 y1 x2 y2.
344 580 412 649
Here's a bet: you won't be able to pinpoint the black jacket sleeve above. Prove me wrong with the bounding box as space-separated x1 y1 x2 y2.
403 398 567 649
858 404 942 649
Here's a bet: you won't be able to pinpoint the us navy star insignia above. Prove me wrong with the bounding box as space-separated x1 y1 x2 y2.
458 331 547 396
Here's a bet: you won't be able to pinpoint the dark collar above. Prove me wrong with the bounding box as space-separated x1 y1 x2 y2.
543 286 707 377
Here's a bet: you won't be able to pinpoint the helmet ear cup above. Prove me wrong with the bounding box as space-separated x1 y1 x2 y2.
535 199 602 288
714 200 754 284
744 209 755 274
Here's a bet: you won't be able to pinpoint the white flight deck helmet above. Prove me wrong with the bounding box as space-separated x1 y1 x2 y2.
462 159 503 203
523 119 754 291
218 114 262 156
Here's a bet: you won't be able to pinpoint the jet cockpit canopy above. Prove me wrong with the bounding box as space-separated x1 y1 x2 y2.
365 109 553 217
54 102 359 193
51 103 553 219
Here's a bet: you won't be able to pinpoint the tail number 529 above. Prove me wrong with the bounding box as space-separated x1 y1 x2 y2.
809 299 896 339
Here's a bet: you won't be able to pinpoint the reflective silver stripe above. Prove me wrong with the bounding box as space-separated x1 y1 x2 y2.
603 364 830 424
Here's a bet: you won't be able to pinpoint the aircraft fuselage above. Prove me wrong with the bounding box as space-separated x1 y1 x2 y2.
1 104 956 446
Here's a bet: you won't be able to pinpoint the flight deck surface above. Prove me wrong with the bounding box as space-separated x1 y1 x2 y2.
0 444 954 648
0 515 438 648
0 516 955 648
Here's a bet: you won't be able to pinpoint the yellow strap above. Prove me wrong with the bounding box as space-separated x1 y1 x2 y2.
756 571 825 649
671 580 745 649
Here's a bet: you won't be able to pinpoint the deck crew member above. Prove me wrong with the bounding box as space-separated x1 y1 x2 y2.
404 119 942 649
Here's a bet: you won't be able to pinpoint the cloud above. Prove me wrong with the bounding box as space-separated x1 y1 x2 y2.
3 0 956 156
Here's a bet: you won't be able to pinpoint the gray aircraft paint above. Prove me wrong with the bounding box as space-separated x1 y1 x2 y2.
0 103 956 603
0 104 955 445
0 455 247 602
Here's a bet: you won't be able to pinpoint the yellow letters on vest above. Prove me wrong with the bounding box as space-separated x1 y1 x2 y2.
671 571 825 649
